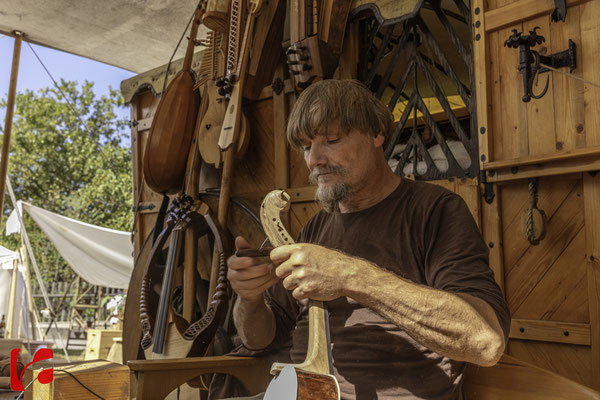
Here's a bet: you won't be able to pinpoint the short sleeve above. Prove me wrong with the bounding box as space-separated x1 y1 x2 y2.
423 193 511 341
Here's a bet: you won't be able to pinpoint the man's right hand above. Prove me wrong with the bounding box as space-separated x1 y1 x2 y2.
227 236 279 302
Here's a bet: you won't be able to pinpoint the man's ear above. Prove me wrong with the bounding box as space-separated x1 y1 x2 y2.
373 133 385 148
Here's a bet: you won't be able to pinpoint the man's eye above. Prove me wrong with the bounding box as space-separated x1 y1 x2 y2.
303 145 311 152
327 139 340 145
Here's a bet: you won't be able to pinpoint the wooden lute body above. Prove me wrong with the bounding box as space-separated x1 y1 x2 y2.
143 0 205 194
260 190 340 400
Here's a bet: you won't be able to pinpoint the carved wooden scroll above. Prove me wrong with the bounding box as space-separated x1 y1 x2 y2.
260 190 340 399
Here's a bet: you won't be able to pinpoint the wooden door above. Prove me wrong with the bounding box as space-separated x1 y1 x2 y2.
471 0 600 392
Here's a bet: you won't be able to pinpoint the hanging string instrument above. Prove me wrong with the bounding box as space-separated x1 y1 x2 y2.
139 94 232 361
138 194 232 360
286 0 353 91
260 190 340 400
195 30 249 168
205 0 263 304
203 0 231 33
143 0 206 194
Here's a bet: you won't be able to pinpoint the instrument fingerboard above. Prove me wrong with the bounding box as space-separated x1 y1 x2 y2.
226 0 246 77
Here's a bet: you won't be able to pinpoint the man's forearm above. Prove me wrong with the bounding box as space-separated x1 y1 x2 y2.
344 260 505 366
233 296 276 350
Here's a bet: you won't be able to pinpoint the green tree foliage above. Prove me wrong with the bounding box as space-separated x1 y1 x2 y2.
0 80 132 288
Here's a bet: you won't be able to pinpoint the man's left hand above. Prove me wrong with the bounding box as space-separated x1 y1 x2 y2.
270 243 359 301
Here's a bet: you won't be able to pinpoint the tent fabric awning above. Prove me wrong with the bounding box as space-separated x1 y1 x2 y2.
7 201 134 289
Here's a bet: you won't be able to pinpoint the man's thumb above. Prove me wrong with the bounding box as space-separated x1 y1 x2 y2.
234 236 250 251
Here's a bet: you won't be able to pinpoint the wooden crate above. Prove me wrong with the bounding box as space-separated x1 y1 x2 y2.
25 360 129 400
84 329 122 361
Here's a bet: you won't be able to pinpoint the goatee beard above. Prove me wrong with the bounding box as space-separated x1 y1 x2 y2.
309 165 352 213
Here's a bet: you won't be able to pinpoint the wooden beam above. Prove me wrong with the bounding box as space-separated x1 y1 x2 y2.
483 145 600 170
480 183 505 295
273 65 289 190
129 356 271 400
583 173 600 390
509 319 591 346
236 185 317 204
485 155 600 183
471 0 492 170
485 0 593 33
0 32 23 228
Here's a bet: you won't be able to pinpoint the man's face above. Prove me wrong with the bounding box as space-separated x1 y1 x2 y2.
301 125 385 211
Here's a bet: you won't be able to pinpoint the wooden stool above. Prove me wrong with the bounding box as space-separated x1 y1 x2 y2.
128 356 271 400
463 354 600 399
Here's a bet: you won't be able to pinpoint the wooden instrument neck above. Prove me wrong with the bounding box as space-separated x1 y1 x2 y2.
260 190 333 375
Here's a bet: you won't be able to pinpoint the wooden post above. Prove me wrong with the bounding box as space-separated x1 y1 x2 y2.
480 183 505 294
273 64 290 228
0 32 23 227
583 173 600 390
20 244 40 339
6 258 19 338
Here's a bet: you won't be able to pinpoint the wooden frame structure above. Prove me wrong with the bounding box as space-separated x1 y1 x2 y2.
123 0 600 398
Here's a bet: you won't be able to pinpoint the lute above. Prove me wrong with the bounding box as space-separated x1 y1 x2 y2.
260 190 340 400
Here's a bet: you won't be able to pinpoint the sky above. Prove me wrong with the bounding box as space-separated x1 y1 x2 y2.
0 34 136 142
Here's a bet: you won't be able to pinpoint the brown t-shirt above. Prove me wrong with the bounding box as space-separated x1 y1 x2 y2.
264 179 510 400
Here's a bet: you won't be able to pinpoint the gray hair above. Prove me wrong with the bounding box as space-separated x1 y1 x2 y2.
286 79 393 149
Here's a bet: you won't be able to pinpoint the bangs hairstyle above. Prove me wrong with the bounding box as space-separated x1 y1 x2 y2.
286 79 394 149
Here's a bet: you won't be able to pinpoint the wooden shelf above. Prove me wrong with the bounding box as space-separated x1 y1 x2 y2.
483 146 600 170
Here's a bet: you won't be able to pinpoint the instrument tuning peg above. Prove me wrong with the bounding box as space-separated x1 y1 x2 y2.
302 64 312 71
290 70 300 75
286 48 297 55
287 60 299 65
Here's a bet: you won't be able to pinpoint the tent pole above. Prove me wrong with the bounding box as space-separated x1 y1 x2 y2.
6 177 70 361
0 32 23 226
6 258 19 338
20 244 42 340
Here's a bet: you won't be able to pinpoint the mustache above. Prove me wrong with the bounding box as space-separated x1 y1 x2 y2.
309 165 347 183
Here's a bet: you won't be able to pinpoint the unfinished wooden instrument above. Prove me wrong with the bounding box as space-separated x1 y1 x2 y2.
203 0 230 33
195 29 250 168
286 0 353 91
143 0 205 194
260 190 340 400
205 0 263 305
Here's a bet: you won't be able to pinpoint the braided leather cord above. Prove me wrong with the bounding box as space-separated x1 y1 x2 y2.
525 178 547 245
139 275 154 350
183 251 229 340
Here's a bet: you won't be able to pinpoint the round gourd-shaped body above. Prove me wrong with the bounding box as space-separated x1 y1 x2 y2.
144 71 199 194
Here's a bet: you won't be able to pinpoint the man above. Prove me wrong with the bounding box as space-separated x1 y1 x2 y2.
226 80 510 400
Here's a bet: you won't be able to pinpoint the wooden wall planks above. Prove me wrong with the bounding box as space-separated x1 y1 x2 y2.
131 90 164 254
507 340 593 387
479 0 600 180
583 173 600 389
581 1 600 147
551 4 586 151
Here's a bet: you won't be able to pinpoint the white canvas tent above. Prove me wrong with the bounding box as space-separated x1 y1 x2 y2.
6 201 134 289
0 245 31 339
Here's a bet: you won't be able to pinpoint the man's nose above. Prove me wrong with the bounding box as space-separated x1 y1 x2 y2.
306 143 327 168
